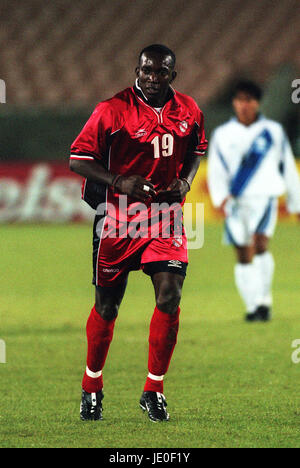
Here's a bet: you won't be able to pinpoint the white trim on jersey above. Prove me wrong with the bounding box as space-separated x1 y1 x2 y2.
70 154 94 160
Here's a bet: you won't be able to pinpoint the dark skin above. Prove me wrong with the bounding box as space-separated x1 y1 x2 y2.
70 51 200 319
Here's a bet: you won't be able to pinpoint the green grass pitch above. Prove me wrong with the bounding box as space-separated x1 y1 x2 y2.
1 222 300 448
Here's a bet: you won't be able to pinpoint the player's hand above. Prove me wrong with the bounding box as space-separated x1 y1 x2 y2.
156 178 190 204
219 196 232 217
219 198 228 217
115 175 156 201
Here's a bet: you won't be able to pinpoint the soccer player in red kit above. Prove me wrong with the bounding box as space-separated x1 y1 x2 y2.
70 44 207 422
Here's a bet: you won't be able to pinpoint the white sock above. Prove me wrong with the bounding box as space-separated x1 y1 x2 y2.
253 252 275 307
234 263 260 314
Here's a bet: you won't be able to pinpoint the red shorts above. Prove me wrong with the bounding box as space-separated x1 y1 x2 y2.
92 215 188 287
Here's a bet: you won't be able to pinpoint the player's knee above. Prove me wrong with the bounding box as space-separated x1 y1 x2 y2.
254 234 269 255
95 303 119 321
255 240 268 255
156 289 181 315
236 246 253 263
256 245 267 255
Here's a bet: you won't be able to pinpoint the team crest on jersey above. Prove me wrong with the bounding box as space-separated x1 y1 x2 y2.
134 129 148 139
255 135 268 152
172 237 183 248
178 121 188 133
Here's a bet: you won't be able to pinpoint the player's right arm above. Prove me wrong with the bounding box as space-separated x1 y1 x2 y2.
70 158 115 186
69 103 155 201
207 130 231 213
70 159 155 201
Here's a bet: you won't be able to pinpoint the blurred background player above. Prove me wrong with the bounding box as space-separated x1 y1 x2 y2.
69 44 207 421
207 80 300 322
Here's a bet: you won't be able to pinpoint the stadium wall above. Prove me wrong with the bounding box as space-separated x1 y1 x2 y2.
1 160 299 224
0 108 299 163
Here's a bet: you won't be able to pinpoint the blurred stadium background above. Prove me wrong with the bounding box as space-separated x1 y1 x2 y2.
0 0 299 223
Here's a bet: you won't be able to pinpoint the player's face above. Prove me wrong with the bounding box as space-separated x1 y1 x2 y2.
232 92 260 126
136 52 177 107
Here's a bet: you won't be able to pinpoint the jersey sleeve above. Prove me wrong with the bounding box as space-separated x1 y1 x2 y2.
281 129 300 213
70 102 114 162
207 129 231 208
192 108 208 157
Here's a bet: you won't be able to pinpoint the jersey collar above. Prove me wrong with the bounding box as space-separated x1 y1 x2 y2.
133 79 175 106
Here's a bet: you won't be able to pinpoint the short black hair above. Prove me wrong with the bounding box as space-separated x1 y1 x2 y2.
138 44 176 69
231 80 263 101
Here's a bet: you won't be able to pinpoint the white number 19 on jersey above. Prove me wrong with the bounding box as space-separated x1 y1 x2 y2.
151 134 174 159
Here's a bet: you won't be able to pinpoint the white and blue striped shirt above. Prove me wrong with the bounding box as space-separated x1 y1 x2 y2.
207 115 300 213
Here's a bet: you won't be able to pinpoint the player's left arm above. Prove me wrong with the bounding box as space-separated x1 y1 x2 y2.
157 108 207 203
157 152 201 203
281 130 300 221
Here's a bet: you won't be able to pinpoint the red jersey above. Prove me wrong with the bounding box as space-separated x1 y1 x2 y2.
70 82 207 221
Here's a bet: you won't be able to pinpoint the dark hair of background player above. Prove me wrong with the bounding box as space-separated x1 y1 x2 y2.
232 80 263 101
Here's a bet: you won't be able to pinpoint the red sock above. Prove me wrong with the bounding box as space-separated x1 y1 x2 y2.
144 375 165 393
82 370 104 393
144 306 180 393
82 305 116 393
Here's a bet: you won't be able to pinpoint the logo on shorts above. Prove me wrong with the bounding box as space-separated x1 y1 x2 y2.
178 121 188 133
103 268 120 273
167 260 182 268
134 129 148 138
